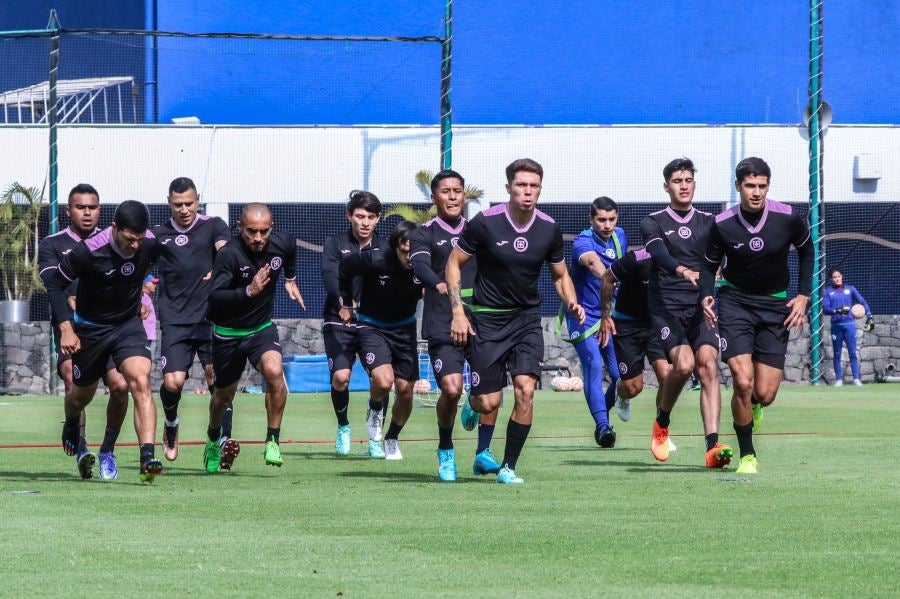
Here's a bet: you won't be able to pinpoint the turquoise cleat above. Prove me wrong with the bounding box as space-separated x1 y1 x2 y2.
367 439 385 458
335 424 351 456
473 448 501 475
460 392 479 432
437 448 457 482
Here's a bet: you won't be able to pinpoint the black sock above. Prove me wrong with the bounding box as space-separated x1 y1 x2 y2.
438 426 453 450
502 419 532 471
159 384 181 423
64 415 80 432
382 397 390 418
384 421 404 441
476 423 495 454
266 427 280 444
656 408 671 428
368 397 383 412
331 389 350 426
100 426 121 454
139 442 154 463
221 404 234 439
734 421 755 457
705 432 719 452
207 426 220 442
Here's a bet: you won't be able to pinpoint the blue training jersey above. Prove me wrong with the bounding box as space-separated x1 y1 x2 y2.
570 226 627 321
823 284 871 324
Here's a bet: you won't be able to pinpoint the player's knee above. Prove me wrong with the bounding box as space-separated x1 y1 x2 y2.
331 370 351 390
371 372 394 394
439 379 463 401
163 372 187 392
619 377 642 399
732 373 753 396
107 376 129 396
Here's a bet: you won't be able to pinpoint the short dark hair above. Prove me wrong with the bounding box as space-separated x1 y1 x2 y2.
590 196 618 216
663 158 695 182
735 157 771 183
168 177 197 195
430 169 465 194
347 190 382 215
114 200 150 233
505 158 543 183
68 183 99 203
388 219 417 250
829 267 843 278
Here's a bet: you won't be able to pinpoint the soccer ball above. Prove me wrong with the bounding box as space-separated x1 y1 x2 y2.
567 376 584 392
413 379 432 393
851 304 866 319
551 376 572 392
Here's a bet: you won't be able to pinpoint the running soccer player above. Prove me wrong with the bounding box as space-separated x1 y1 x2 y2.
566 196 627 448
203 203 304 472
151 177 231 464
339 220 423 461
410 169 499 481
823 267 872 387
640 158 732 469
46 200 163 483
446 158 585 484
321 190 382 457
701 157 813 474
38 184 130 480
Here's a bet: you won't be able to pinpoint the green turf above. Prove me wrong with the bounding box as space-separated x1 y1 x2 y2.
1 385 899 597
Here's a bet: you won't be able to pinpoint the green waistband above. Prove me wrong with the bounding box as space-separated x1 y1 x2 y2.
556 306 602 344
721 279 787 299
467 304 518 314
213 320 273 337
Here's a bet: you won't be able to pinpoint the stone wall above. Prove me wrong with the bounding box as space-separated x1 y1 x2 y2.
3 316 900 395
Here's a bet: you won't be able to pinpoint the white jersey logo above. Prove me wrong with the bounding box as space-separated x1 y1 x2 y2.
436 240 448 246
340 249 351 254
749 237 764 251
451 237 459 247
175 234 189 246
513 237 529 252
733 243 744 249
270 257 282 270
120 262 135 276
664 230 676 236
61 249 72 255
678 226 692 239
495 240 509 247
604 247 616 259
104 268 116 276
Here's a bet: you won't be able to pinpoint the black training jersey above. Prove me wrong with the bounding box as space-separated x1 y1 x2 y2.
339 240 424 327
703 200 813 297
207 232 297 329
46 227 157 326
409 216 476 339
640 206 714 308
38 227 98 325
152 214 230 325
456 204 564 311
321 230 378 324
609 249 653 320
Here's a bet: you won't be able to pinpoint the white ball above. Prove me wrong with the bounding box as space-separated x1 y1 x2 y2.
851 304 866 319
413 379 432 393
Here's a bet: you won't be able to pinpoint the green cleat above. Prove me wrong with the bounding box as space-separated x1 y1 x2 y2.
264 439 283 467
203 439 221 473
735 454 759 475
752 403 764 433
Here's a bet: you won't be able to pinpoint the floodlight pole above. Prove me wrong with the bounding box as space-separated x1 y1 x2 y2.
48 9 60 235
807 0 826 384
439 0 452 170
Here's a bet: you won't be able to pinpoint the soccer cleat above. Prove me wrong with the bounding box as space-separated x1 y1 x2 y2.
220 438 241 471
668 437 678 453
752 403 764 433
437 448 457 481
383 439 403 461
833 380 843 388
473 448 502 475
651 421 670 462
735 454 759 475
61 424 80 457
98 452 118 481
366 408 385 442
594 424 616 448
705 443 733 469
853 379 863 387
76 448 96 480
367 439 386 458
496 465 524 484
335 424 352 456
203 439 221 473
139 458 163 484
460 393 479 432
264 439 283 467
615 396 632 422
162 422 179 461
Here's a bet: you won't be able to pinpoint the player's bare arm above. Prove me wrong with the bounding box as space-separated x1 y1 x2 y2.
550 261 585 325
701 295 717 327
578 251 606 279
599 269 617 348
284 279 305 310
446 247 474 345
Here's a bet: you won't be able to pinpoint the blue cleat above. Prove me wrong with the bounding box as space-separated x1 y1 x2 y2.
367 439 385 458
437 448 457 481
76 446 96 480
460 393 479 432
496 465 524 484
473 448 501 475
335 424 352 456
98 452 118 481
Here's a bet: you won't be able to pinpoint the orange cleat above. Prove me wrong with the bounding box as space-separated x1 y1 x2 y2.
705 443 733 469
651 421 670 462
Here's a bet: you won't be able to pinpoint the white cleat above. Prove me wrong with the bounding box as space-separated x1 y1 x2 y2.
667 437 677 453
834 380 843 388
615 396 631 422
366 408 384 442
383 438 403 461
853 379 863 387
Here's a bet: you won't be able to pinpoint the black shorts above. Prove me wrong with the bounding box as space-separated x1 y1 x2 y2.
323 321 361 374
71 316 151 387
469 310 543 395
159 322 213 374
53 326 116 374
612 317 667 381
427 338 468 381
212 324 282 389
717 287 790 370
357 324 418 382
649 299 719 356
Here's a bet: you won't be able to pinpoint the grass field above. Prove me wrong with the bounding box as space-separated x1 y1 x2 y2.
1 384 898 598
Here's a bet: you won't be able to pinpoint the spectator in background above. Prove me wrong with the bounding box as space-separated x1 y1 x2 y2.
141 275 158 345
823 268 873 387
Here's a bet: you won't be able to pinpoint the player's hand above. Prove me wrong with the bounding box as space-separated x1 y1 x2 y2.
202 270 212 281
67 296 77 311
60 325 80 355
568 301 586 326
451 312 475 347
140 303 150 320
339 306 353 324
838 305 851 315
285 280 306 310
600 314 616 348
701 295 717 328
680 267 700 287
865 315 874 332
784 294 809 331
435 282 449 295
247 264 271 297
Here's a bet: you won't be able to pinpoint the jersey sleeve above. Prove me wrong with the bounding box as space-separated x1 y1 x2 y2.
822 287 836 315
208 248 247 311
700 222 725 297
409 227 442 289
609 251 634 282
282 234 297 281
38 238 59 288
791 213 813 296
640 216 679 275
455 213 483 256
547 223 565 265
46 243 89 322
212 218 231 245
320 236 343 299
571 234 594 265
338 246 374 306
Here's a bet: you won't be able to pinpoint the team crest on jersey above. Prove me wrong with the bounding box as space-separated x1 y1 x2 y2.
365 352 375 365
678 226 692 239
660 326 671 340
451 237 459 247
434 358 443 373
73 365 81 380
749 237 764 251
513 237 528 252
270 257 282 270
618 362 628 375
471 371 480 387
605 247 616 259
159 356 167 371
175 234 189 246
570 330 580 340
121 262 135 276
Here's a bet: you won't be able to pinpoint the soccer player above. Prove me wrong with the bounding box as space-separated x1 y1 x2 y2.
321 190 382 457
339 220 423 461
823 267 873 387
446 158 585 484
46 200 163 483
410 169 500 480
203 203 304 472
640 158 732 469
38 184 130 480
567 196 627 447
151 177 231 464
701 157 813 474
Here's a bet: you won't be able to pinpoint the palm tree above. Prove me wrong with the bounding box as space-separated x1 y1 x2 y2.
0 182 45 302
384 170 485 224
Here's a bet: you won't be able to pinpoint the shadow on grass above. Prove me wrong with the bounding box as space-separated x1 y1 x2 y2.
544 445 645 453
562 459 710 473
0 470 82 483
337 470 481 484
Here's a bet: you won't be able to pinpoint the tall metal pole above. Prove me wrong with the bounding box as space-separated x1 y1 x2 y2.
48 9 60 235
439 0 452 170
807 0 826 384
